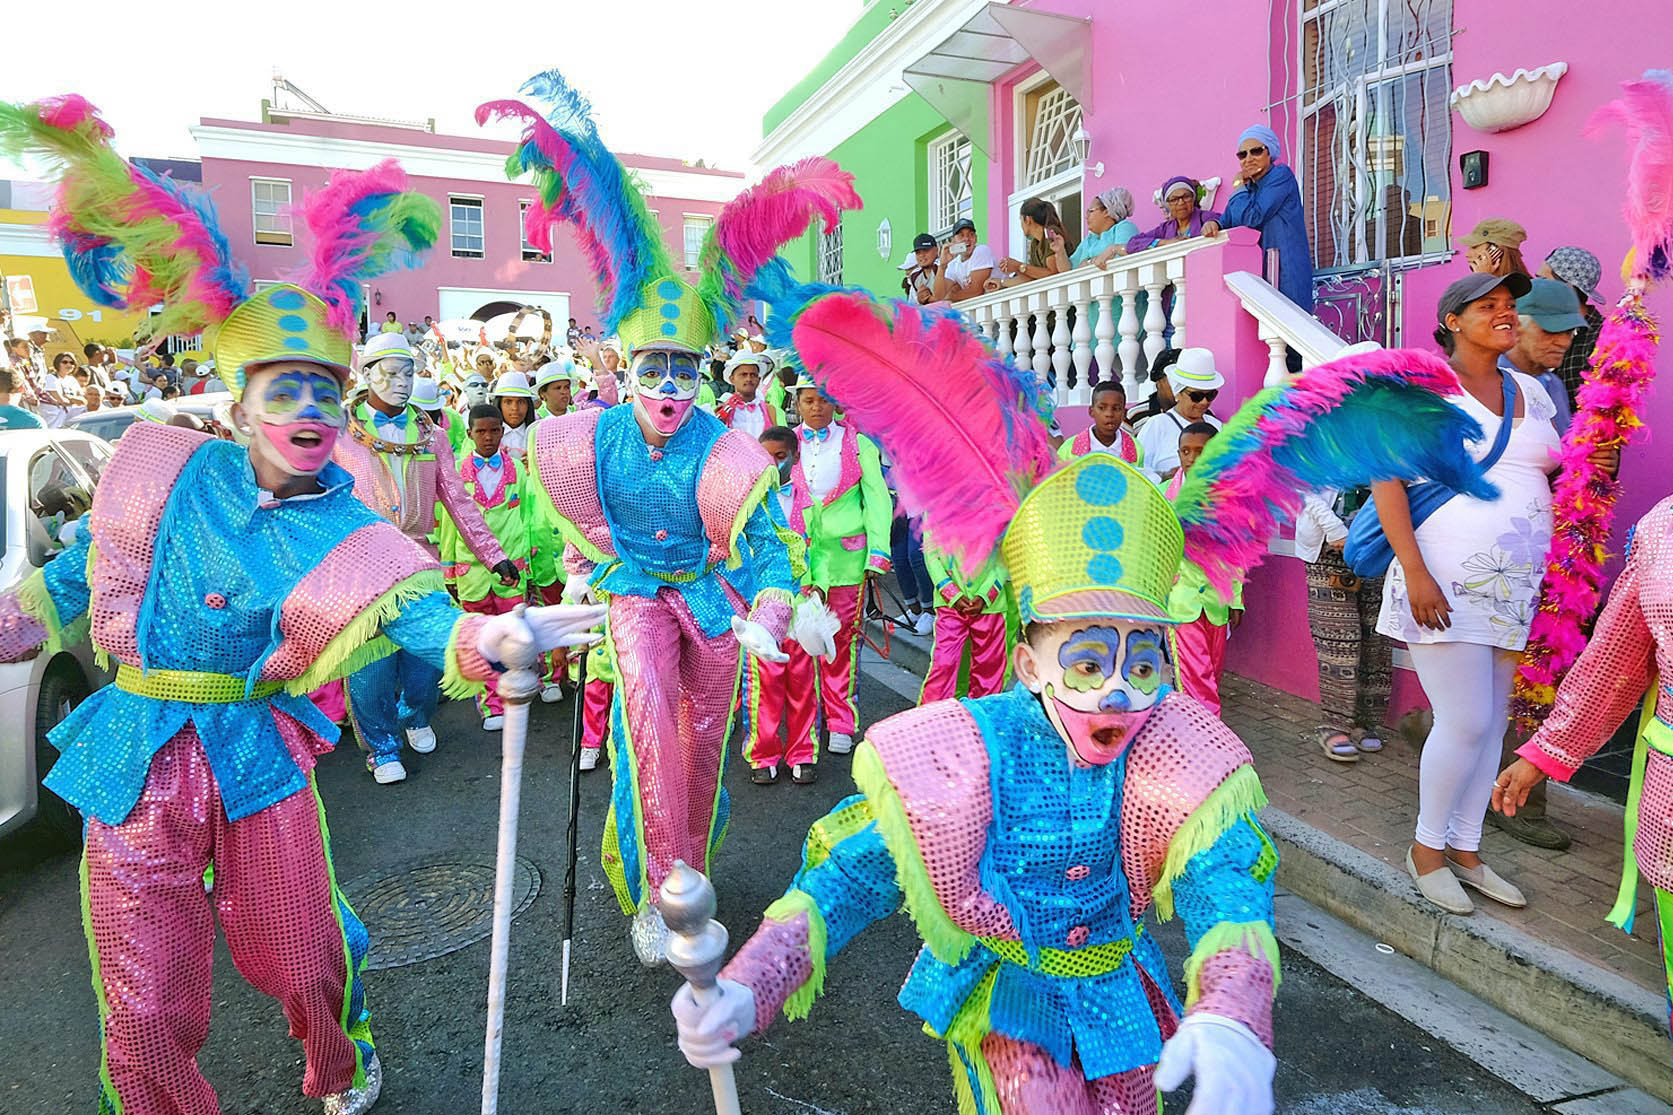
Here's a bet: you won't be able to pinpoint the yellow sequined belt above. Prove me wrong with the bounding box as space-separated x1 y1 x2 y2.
979 923 1145 978
115 665 283 703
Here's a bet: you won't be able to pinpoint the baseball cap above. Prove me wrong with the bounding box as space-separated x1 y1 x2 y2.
911 232 937 252
950 218 976 235
1458 218 1528 250
1436 272 1533 324
1516 278 1587 333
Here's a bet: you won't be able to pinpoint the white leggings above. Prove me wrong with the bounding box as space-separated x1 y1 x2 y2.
1408 641 1517 852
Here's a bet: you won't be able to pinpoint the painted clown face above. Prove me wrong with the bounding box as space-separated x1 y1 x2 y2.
461 374 491 409
365 353 416 408
1014 619 1174 767
631 348 702 436
240 363 346 478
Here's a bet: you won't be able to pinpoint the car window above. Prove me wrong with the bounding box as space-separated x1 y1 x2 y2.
69 412 138 443
27 446 94 566
56 435 112 485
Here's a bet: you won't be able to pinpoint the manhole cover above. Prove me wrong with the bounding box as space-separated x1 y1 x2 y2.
341 853 541 971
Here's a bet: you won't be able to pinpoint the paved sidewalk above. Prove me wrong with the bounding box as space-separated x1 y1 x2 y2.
1218 671 1664 997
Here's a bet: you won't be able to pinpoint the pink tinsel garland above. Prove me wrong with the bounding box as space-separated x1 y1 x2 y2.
1511 299 1659 733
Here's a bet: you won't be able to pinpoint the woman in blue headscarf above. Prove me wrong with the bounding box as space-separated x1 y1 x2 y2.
1203 124 1315 311
1126 175 1221 253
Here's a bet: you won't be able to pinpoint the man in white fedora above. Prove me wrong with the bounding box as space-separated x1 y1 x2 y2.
1135 346 1225 480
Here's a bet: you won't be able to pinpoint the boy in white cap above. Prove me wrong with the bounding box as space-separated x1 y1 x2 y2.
534 357 577 419
492 370 537 459
1135 347 1225 480
715 349 784 437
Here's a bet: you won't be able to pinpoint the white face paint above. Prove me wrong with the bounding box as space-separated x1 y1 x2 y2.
630 348 701 435
238 362 346 478
462 374 490 409
365 355 416 408
1014 619 1174 767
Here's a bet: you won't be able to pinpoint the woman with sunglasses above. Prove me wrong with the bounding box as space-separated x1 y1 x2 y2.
1134 346 1224 480
1126 176 1221 254
1202 125 1314 312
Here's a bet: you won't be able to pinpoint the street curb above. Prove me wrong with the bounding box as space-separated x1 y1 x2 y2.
865 618 931 677
1263 806 1673 1104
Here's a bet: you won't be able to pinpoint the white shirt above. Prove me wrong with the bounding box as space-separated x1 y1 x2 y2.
1134 408 1222 478
775 484 794 521
39 372 69 426
727 397 770 439
943 243 996 290
1294 491 1349 565
799 423 846 504
499 422 530 459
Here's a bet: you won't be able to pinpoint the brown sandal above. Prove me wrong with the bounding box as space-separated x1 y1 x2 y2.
1316 727 1359 763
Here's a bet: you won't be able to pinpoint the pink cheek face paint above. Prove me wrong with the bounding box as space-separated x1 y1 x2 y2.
258 420 339 475
647 396 694 434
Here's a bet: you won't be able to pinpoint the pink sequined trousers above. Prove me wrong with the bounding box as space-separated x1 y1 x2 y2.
461 593 521 716
820 583 864 736
608 586 741 898
1173 615 1228 716
920 609 1008 704
82 730 368 1113
980 1033 1157 1115
582 678 613 752
744 639 819 769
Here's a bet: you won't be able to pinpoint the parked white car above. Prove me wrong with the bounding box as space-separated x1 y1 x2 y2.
0 428 113 841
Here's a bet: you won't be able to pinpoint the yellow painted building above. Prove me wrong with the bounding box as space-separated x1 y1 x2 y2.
1 207 154 345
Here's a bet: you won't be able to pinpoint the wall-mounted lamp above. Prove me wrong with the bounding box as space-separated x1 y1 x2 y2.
1071 125 1104 179
373 288 384 306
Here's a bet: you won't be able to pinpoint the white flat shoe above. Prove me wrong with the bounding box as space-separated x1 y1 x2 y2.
540 683 565 704
405 725 437 754
827 732 854 754
371 760 407 786
1406 847 1472 915
579 747 601 771
1446 856 1527 908
481 715 504 732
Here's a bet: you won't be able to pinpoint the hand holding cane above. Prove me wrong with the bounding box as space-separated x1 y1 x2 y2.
663 862 744 1115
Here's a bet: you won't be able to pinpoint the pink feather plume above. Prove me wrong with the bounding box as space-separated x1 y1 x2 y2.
292 159 439 333
789 293 1055 573
1586 70 1673 281
706 157 861 304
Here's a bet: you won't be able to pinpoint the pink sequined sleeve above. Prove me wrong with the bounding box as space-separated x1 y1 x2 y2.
562 542 596 580
0 593 48 663
1519 520 1656 781
432 426 509 570
747 590 792 645
719 908 815 1034
1188 948 1277 1047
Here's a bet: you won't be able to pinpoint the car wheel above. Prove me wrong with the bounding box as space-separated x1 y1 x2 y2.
33 660 90 844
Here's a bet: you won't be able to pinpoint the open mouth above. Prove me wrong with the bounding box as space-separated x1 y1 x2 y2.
1045 689 1152 767
291 429 323 449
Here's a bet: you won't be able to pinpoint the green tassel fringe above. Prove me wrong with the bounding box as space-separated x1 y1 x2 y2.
1182 919 1282 1007
284 571 445 695
1152 765 1269 921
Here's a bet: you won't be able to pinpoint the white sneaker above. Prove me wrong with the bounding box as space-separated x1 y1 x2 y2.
579 747 601 771
630 903 669 967
827 732 854 754
323 1052 382 1115
405 726 437 754
481 714 504 732
540 683 565 704
911 612 935 636
371 760 407 785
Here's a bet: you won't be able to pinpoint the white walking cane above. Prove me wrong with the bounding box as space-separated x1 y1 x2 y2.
662 862 744 1115
480 605 540 1115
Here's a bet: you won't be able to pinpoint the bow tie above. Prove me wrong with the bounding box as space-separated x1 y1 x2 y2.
475 453 503 470
371 408 409 430
801 425 831 443
734 399 759 411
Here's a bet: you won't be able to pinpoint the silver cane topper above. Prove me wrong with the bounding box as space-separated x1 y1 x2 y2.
661 862 743 1115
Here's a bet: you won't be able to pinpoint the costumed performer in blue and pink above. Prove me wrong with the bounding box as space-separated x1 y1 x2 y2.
476 69 853 961
0 95 606 1115
671 263 1501 1114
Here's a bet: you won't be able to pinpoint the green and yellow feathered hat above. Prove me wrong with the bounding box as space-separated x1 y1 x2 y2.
209 285 352 394
478 68 861 357
1002 456 1183 625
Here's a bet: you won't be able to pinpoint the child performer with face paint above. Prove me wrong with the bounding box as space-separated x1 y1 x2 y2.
336 334 522 784
0 97 606 1115
672 259 1503 1113
481 71 855 961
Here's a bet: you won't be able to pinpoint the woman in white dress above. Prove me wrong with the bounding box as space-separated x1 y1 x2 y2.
1373 272 1563 916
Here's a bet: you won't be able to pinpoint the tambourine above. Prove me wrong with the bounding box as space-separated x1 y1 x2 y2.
500 306 554 362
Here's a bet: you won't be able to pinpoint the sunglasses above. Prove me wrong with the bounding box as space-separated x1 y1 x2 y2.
1182 389 1219 403
1236 146 1267 159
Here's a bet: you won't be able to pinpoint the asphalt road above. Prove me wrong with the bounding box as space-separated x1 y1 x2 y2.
2 669 1546 1115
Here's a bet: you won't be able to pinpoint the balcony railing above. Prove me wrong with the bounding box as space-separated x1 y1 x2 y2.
955 235 1214 409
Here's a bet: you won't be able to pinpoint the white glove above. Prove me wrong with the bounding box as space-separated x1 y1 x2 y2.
788 595 840 661
475 604 608 667
731 616 789 663
562 571 597 605
1154 1013 1274 1115
671 978 756 1069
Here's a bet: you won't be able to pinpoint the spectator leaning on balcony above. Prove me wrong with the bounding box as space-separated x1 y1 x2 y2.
1538 245 1606 407
899 232 939 305
1133 346 1223 480
1125 176 1220 253
990 196 1079 287
1460 218 1533 281
1502 278 1587 436
1202 124 1314 313
1073 186 1140 269
930 217 995 303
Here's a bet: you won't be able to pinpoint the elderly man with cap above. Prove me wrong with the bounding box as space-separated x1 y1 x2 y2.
715 348 784 437
335 332 520 784
1135 347 1225 479
1539 246 1608 406
1127 176 1221 253
1202 124 1313 312
1502 278 1587 435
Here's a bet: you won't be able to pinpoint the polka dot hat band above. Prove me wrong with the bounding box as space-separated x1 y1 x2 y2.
1001 456 1183 625
210 284 353 398
615 275 715 355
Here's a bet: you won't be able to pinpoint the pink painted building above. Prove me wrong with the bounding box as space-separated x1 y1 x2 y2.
762 0 1672 763
192 103 747 334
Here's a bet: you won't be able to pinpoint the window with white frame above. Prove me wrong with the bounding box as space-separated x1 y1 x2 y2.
450 196 484 258
1021 80 1082 186
927 131 973 234
818 223 844 285
251 178 293 247
683 216 712 271
1299 0 1454 268
519 201 551 263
